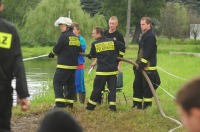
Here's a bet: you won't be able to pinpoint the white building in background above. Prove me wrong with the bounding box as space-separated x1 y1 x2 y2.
190 24 200 40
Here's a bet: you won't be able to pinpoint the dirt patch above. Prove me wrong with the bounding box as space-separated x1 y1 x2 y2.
11 113 45 132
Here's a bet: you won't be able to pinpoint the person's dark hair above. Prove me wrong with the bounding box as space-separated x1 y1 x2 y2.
73 22 80 31
141 17 152 25
176 77 200 113
37 110 83 132
93 26 104 36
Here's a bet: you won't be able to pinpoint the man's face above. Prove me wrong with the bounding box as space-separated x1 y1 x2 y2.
92 29 100 40
109 19 118 31
59 24 67 32
140 20 150 32
178 106 200 132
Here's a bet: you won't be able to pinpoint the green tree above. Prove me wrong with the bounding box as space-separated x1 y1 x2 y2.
99 0 165 43
160 2 189 39
20 0 106 46
1 0 41 27
167 0 200 14
80 0 102 17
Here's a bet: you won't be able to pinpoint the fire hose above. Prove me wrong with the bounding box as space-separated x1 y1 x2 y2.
79 52 182 132
24 53 182 131
116 57 182 132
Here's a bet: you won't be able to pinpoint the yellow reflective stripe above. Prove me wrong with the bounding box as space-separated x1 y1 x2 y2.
66 99 74 103
55 98 67 102
133 97 143 102
109 102 116 106
144 67 157 70
141 58 148 63
88 99 97 105
144 98 152 102
96 71 118 75
0 32 12 49
57 65 77 69
119 51 125 56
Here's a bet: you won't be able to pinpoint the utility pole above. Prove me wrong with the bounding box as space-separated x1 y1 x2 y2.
125 0 131 45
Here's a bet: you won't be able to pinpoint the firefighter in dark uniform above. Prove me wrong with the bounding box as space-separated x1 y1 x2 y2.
0 1 30 131
133 17 160 110
86 27 125 111
48 17 82 108
91 16 125 104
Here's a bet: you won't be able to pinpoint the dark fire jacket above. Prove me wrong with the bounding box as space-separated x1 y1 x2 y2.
0 18 29 99
89 36 125 75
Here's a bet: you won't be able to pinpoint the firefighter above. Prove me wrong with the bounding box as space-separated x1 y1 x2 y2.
48 17 82 108
73 22 86 104
133 17 160 110
0 1 30 131
86 27 125 111
91 16 125 104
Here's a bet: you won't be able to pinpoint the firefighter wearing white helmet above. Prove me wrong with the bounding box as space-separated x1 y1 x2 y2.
54 17 72 27
48 17 82 109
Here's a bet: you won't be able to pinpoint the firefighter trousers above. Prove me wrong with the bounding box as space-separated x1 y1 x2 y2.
133 70 160 109
86 75 117 110
0 84 13 131
53 68 76 108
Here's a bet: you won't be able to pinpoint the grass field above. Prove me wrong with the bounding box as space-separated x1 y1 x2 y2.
14 44 200 132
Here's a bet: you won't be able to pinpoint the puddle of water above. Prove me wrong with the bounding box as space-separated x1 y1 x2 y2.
12 58 56 106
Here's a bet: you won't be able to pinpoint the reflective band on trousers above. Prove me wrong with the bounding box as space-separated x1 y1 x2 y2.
88 99 97 105
119 51 125 56
96 71 118 75
109 102 116 106
133 97 143 102
57 65 77 69
143 98 152 102
66 99 74 103
141 58 148 63
55 98 67 102
144 67 157 70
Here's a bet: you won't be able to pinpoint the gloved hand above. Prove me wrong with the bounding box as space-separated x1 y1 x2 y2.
138 62 146 71
48 52 54 58
86 54 92 60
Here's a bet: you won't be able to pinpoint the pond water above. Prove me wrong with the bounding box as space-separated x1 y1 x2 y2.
12 58 56 105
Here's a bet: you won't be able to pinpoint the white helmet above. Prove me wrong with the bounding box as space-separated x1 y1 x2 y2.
54 17 72 26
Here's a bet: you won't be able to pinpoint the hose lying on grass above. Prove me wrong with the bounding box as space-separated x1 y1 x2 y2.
116 57 182 132
79 52 182 132
25 53 182 131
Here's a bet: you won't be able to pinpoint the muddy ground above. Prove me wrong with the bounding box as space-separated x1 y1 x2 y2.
11 112 45 132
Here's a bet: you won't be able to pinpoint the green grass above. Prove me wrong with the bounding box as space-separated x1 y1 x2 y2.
15 44 200 132
22 46 52 58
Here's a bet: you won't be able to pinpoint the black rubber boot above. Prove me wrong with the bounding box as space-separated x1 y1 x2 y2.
132 101 142 109
85 103 95 111
109 105 116 112
66 103 73 108
143 102 152 110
